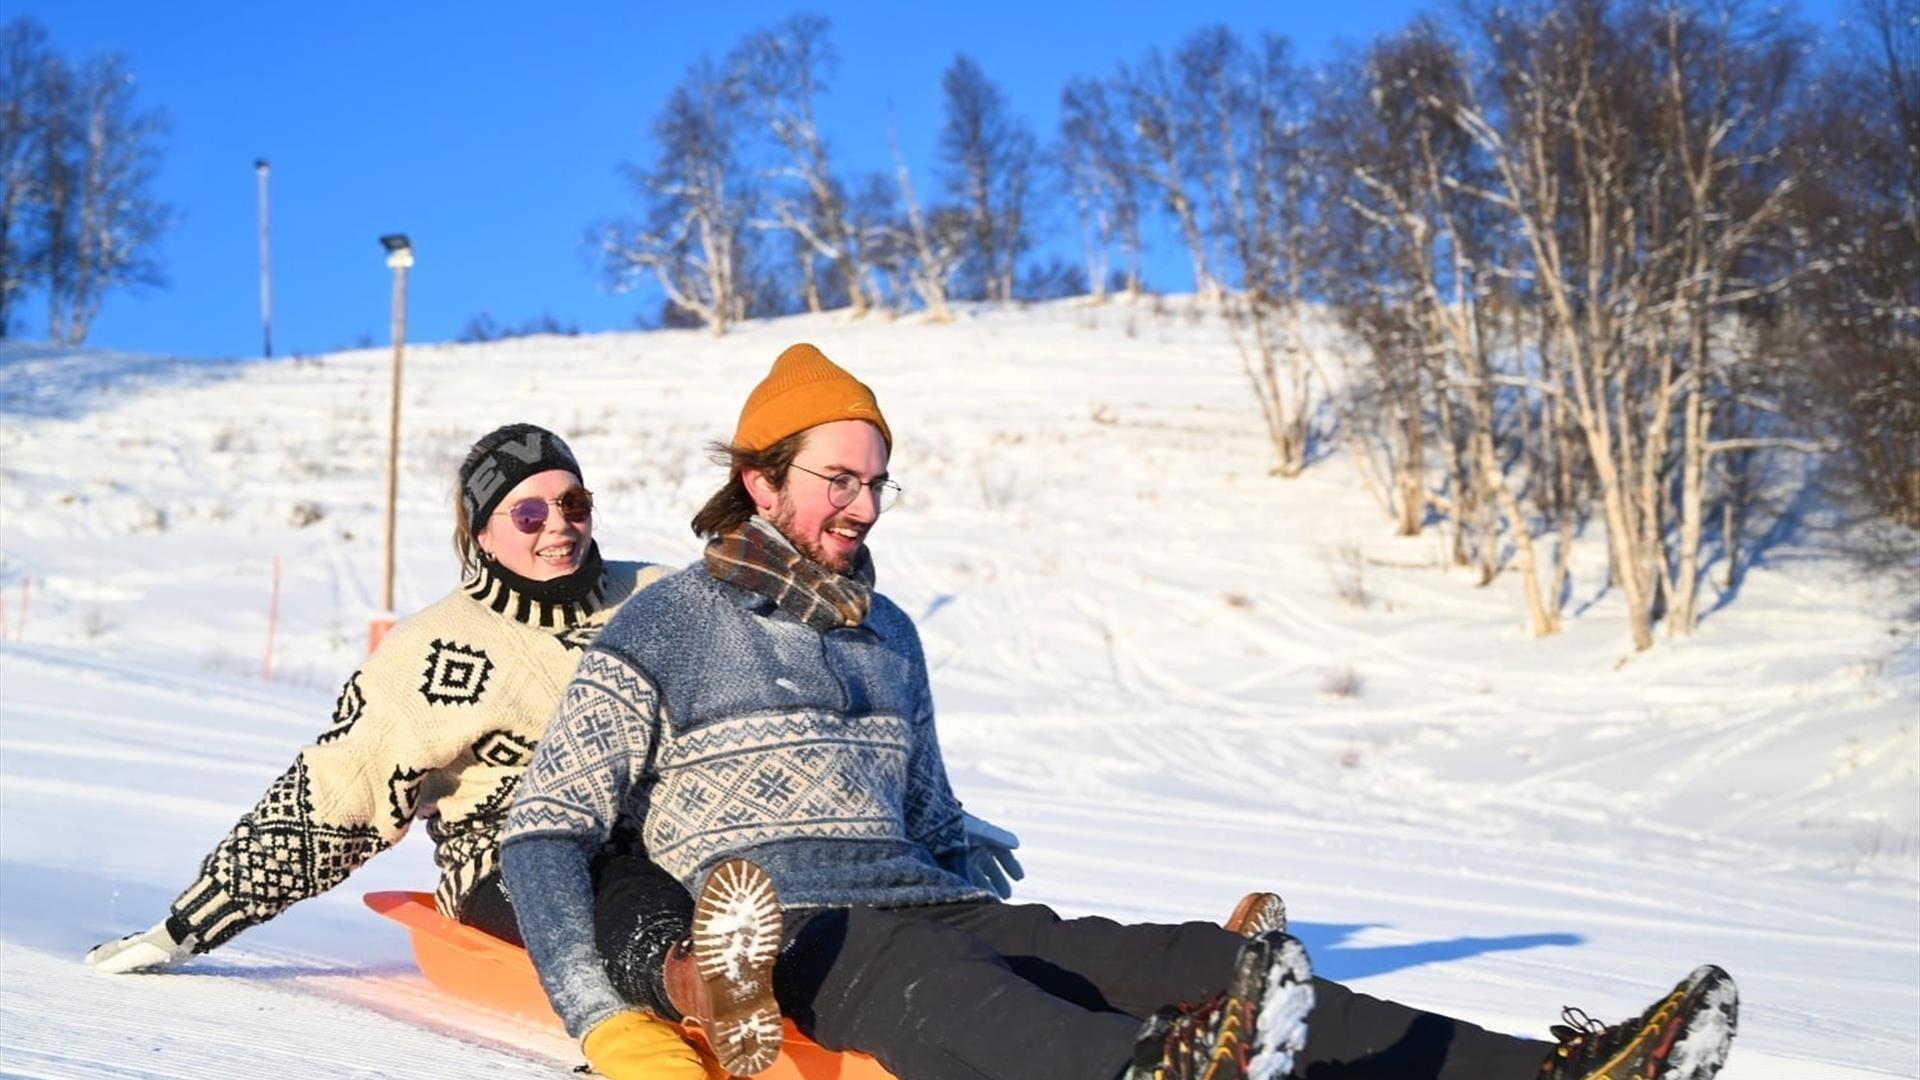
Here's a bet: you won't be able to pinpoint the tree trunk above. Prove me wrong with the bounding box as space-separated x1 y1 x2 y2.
801 255 822 314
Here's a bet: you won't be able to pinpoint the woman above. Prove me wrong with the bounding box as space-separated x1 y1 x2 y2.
84 423 723 1079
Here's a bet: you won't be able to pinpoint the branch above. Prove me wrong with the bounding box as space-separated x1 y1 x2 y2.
1437 173 1516 210
1490 373 1566 399
1703 437 1835 456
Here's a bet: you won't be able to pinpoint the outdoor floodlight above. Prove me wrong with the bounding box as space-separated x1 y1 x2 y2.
381 233 414 270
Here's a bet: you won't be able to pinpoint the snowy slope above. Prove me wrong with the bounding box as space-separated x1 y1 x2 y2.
1 302 1915 1078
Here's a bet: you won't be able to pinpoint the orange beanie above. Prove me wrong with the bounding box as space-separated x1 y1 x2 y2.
732 343 892 451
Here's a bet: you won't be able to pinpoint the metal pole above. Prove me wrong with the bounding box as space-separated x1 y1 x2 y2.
255 159 272 357
382 261 408 615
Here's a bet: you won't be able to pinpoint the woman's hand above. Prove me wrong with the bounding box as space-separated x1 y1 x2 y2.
85 921 194 974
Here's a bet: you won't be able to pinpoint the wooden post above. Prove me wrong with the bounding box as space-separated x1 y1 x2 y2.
383 262 407 613
374 235 413 655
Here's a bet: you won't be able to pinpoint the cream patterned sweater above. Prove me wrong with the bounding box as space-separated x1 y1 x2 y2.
166 550 666 953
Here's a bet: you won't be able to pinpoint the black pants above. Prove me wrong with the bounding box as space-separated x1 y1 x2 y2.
773 901 1552 1080
461 854 694 1019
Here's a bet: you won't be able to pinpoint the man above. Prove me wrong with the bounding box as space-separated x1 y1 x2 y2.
502 343 1739 1080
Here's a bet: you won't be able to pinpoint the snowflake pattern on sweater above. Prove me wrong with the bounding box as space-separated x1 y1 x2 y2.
504 524 984 910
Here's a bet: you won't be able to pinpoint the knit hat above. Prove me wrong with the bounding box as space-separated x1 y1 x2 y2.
460 423 584 524
732 343 892 452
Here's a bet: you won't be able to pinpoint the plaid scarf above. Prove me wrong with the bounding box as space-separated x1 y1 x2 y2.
704 517 875 632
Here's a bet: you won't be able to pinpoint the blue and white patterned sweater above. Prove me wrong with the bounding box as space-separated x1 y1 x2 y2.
501 557 990 1035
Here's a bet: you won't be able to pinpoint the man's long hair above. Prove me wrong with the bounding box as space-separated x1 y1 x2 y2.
690 431 807 538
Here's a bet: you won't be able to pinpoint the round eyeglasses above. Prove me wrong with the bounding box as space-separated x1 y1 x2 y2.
492 488 594 533
789 464 901 512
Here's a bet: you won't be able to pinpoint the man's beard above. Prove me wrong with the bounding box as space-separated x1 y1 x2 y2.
769 500 861 575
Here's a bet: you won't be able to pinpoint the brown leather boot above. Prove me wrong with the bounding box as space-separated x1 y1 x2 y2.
1224 892 1287 938
662 936 710 1024
688 858 784 1076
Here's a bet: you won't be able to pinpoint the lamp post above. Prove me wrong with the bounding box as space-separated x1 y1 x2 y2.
371 233 413 653
255 159 272 357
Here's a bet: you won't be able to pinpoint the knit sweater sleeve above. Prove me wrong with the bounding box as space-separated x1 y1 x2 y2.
502 646 660 1036
166 647 453 953
901 658 970 875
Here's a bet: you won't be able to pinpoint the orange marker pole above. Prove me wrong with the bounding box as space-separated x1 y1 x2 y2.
368 616 396 655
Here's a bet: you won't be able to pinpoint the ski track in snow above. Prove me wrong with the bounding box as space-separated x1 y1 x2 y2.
1 946 575 1079
1 311 1916 1078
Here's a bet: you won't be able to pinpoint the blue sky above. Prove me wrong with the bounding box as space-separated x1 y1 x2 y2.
10 1 1849 359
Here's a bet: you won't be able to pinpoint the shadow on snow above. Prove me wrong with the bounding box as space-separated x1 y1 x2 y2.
1289 920 1583 983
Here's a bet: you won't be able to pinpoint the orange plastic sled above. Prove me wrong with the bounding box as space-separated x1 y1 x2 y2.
365 891 898 1080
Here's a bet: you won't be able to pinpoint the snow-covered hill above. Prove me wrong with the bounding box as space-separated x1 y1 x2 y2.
2 302 1915 1077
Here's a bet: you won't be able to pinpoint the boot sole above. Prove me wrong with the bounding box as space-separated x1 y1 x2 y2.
1658 965 1739 1080
692 858 785 1076
1247 933 1314 1080
1224 892 1288 938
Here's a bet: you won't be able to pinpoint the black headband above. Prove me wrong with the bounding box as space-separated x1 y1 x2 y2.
460 424 584 524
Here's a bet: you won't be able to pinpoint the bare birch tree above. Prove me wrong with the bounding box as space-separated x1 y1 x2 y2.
1116 49 1218 300
41 52 170 344
597 59 753 335
1057 76 1143 301
1 21 169 345
1317 51 1443 540
1428 0 1828 648
731 14 876 317
938 54 1035 303
1174 27 1327 476
1322 23 1565 632
1783 0 1920 531
882 131 963 322
1647 3 1807 635
0 19 56 337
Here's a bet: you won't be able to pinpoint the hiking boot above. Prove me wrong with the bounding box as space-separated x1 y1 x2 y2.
1224 892 1287 937
662 937 708 1023
1539 965 1739 1080
1126 930 1314 1080
688 858 785 1076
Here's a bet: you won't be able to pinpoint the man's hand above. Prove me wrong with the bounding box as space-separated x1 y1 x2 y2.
583 1010 727 1080
962 812 1024 899
84 921 195 974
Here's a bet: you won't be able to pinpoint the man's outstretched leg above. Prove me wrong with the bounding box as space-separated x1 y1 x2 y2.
1291 964 1738 1079
1125 929 1314 1080
918 898 1741 1079
1538 965 1738 1080
772 904 1316 1080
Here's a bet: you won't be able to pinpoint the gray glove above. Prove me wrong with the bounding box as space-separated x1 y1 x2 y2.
962 811 1024 899
85 920 196 974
